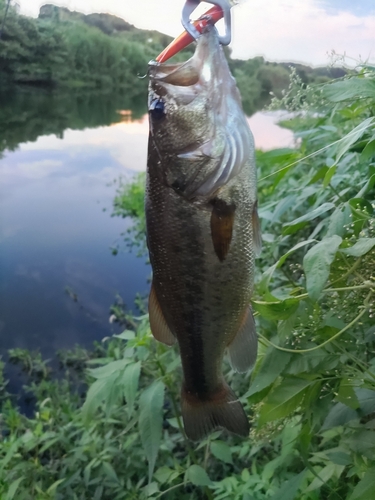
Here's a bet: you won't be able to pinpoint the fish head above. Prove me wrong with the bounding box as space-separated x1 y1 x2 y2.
148 26 230 153
147 26 253 200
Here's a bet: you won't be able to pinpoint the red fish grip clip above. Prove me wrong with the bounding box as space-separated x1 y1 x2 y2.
156 4 227 63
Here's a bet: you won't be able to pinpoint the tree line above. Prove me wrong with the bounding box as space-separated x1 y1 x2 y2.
0 2 346 115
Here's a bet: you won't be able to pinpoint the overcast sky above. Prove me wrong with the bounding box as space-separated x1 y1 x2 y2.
18 0 375 67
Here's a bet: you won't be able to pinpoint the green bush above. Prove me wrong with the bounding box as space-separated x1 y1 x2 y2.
112 172 147 255
0 0 151 92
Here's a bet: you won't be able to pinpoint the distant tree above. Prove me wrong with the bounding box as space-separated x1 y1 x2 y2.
257 64 291 97
0 2 345 106
0 0 11 40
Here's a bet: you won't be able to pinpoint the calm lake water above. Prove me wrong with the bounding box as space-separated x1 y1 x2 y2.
0 87 294 367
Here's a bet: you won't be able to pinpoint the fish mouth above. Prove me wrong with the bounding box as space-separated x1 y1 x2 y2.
148 27 218 88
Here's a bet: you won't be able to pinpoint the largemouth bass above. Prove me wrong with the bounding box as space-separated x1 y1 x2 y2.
146 26 261 441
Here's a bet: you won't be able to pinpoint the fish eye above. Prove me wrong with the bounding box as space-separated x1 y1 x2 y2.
149 98 165 121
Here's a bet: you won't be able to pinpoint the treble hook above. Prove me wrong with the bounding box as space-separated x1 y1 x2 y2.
181 0 232 45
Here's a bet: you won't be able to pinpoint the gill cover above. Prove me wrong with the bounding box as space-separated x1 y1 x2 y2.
148 27 254 201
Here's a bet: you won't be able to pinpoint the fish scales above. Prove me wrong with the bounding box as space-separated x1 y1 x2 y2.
146 27 260 441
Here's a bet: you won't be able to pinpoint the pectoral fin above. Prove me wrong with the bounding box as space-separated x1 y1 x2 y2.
227 307 258 373
210 198 236 262
148 284 176 346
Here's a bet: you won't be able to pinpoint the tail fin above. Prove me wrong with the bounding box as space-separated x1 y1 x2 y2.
181 382 249 441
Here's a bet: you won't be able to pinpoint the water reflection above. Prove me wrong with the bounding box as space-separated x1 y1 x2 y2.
0 87 149 359
247 111 295 150
0 86 147 154
0 86 294 362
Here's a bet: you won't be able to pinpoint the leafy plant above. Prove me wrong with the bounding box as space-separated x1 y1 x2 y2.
112 173 147 255
1 62 374 500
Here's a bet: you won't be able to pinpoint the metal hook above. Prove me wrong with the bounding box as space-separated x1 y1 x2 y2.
181 0 232 45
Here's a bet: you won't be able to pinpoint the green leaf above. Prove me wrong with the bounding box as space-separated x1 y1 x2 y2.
349 198 374 217
114 330 135 340
323 165 336 187
6 477 24 500
143 482 159 497
345 430 375 459
186 465 212 486
341 238 375 257
326 205 351 237
139 380 165 483
88 358 130 379
102 462 119 483
210 441 233 464
246 347 291 398
257 239 316 296
355 388 375 416
82 372 120 422
321 402 358 430
121 361 141 412
349 198 374 229
360 139 375 161
303 235 342 301
337 379 359 410
285 351 329 375
258 378 312 426
270 470 306 500
39 437 60 454
257 262 278 297
93 485 103 500
252 298 299 321
334 118 374 163
241 468 250 481
154 466 176 484
309 166 328 184
306 463 338 492
283 203 335 235
271 195 298 222
349 198 374 235
356 173 375 197
0 440 19 472
277 239 317 268
86 357 114 366
46 479 65 495
326 450 352 466
348 468 375 500
323 79 375 102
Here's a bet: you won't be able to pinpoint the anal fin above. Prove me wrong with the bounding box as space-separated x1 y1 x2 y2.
227 307 258 373
148 284 176 346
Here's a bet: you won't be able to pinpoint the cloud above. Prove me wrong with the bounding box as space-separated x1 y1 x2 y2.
317 0 375 17
231 0 375 65
1 158 64 181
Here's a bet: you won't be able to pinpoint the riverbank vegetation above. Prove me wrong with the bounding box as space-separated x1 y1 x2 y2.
0 1 345 115
1 62 374 499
